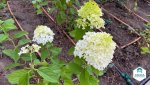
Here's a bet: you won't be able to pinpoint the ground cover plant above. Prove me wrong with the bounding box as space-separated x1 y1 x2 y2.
0 0 150 85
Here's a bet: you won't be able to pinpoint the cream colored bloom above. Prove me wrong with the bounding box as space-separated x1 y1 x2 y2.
74 32 116 70
66 0 70 3
33 25 55 45
30 44 41 53
18 44 41 56
18 45 30 56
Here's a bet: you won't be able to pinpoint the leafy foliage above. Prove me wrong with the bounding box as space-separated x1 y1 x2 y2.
140 22 150 54
4 0 108 85
0 0 6 9
32 0 48 14
48 0 79 25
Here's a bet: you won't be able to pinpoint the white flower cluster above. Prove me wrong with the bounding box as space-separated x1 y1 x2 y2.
32 25 55 45
74 32 116 70
18 44 41 56
66 0 70 3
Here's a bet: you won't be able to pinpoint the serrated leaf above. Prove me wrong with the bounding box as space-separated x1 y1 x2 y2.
37 67 60 83
7 69 29 84
19 72 29 85
13 31 28 39
50 47 62 57
3 49 20 63
17 39 30 46
79 69 89 85
2 19 16 31
0 34 8 43
5 63 20 70
41 49 49 61
89 76 99 85
63 77 74 85
68 62 82 74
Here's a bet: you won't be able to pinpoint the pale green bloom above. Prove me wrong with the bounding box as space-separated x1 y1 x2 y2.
88 14 105 29
76 18 89 29
74 32 116 70
78 0 103 18
76 0 105 29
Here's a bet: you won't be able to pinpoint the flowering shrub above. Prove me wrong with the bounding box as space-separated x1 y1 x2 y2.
32 25 55 45
76 0 105 29
2 0 117 85
32 0 48 14
74 32 116 70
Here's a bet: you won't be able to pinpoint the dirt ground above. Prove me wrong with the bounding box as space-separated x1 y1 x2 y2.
0 0 150 85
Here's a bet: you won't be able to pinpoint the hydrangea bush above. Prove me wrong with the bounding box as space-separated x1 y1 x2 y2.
74 32 116 70
2 0 118 85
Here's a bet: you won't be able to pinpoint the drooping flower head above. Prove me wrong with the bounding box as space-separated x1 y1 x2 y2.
74 32 116 71
76 0 105 29
18 44 41 56
32 25 55 45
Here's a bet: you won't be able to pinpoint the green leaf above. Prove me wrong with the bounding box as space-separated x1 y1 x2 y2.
41 49 49 61
74 28 86 40
141 47 150 54
13 31 28 39
69 30 76 38
3 49 20 63
79 69 89 85
37 9 43 14
19 72 29 85
56 11 66 25
92 66 104 76
48 7 56 14
50 47 62 57
33 59 41 65
41 1 48 6
17 39 30 46
63 77 74 85
2 19 16 31
37 67 60 83
68 46 74 55
68 61 82 74
7 69 29 84
5 63 20 70
69 28 86 41
0 20 4 24
89 76 99 85
0 34 8 43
